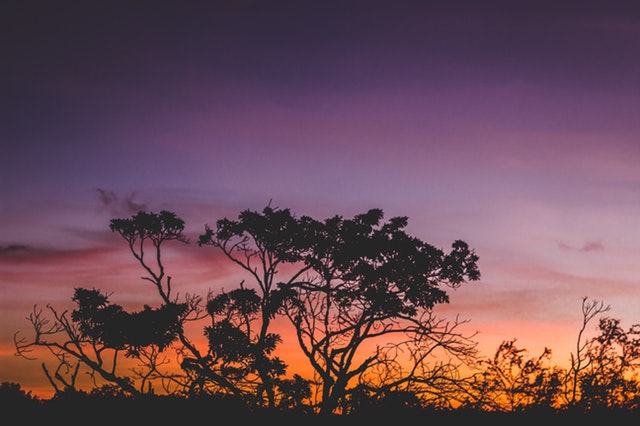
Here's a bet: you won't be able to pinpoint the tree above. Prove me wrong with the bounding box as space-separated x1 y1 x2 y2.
566 297 611 405
14 211 199 396
281 209 481 413
461 297 640 413
576 316 640 410
198 205 313 408
200 205 481 414
466 339 563 412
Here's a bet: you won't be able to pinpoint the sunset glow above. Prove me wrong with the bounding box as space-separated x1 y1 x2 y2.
1 1 639 400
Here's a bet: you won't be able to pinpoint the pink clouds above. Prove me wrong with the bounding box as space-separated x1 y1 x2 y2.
557 240 604 252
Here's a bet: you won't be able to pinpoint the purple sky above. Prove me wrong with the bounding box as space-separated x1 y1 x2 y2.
2 1 640 397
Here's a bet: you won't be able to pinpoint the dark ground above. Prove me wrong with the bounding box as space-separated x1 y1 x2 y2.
7 398 639 426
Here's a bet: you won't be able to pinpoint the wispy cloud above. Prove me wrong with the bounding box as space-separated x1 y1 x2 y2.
557 239 604 253
0 243 115 263
0 244 31 255
97 188 148 216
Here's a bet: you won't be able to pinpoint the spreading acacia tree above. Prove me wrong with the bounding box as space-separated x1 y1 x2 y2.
14 205 480 412
285 209 481 414
198 205 481 414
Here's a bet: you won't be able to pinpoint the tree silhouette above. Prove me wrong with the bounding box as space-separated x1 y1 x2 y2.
576 316 640 410
200 205 481 414
109 210 189 303
567 297 611 405
14 211 203 396
12 205 640 416
467 339 563 411
460 297 640 413
198 205 314 409
281 209 481 414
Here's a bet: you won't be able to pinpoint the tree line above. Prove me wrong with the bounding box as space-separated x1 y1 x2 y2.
8 205 640 416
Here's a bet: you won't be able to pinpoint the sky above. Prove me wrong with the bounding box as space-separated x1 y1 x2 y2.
1 0 639 398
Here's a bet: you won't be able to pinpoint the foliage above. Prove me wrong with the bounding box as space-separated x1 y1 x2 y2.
71 288 187 356
197 204 481 413
11 206 640 415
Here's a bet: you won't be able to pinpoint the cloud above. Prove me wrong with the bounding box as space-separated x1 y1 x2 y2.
0 243 115 264
96 188 148 216
0 244 60 260
0 244 31 255
580 240 604 252
557 239 604 253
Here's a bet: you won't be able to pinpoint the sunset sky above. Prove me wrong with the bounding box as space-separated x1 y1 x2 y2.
2 1 639 398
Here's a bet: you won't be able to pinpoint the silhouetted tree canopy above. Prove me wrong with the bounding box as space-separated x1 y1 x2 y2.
199 204 481 413
11 205 640 416
71 288 187 356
